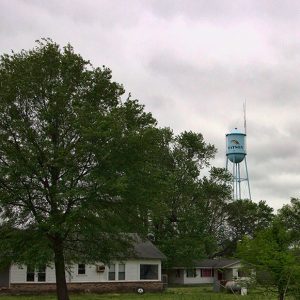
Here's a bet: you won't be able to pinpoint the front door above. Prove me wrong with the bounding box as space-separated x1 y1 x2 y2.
217 270 223 280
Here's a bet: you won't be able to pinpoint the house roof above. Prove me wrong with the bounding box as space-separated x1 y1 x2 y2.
171 258 241 269
193 258 240 269
131 234 166 260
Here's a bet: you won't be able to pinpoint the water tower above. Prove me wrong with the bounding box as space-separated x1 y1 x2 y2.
226 128 251 200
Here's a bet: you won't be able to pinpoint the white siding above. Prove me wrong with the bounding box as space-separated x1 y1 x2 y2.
10 265 26 283
10 265 56 283
232 268 239 279
67 264 108 283
10 259 162 284
183 268 214 284
123 260 138 281
46 266 56 282
224 263 242 281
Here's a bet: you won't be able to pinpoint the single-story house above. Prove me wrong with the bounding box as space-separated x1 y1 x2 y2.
167 258 246 288
0 236 166 293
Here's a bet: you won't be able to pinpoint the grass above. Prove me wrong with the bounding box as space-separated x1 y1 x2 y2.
0 285 290 300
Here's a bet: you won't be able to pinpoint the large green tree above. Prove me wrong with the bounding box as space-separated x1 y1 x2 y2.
150 131 232 267
215 199 274 257
0 40 167 300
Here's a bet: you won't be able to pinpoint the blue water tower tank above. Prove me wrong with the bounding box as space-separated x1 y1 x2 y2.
226 128 246 163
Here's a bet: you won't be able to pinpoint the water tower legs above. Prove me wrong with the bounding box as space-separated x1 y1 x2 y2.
226 157 251 200
244 157 251 200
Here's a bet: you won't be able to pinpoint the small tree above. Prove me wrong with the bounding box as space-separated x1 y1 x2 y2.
238 220 300 300
0 39 167 300
279 198 300 242
278 198 300 299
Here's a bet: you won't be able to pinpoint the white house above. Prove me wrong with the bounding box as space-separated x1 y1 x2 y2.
167 259 245 287
0 236 166 293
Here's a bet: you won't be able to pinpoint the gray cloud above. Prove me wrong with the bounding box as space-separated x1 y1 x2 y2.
1 0 300 209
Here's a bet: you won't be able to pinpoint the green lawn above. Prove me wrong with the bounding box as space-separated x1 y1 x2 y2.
0 286 288 300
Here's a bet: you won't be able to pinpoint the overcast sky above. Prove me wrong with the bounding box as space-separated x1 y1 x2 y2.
1 0 300 210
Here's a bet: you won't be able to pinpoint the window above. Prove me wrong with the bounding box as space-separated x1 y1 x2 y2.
109 264 115 280
140 264 158 280
201 269 213 277
175 269 181 278
26 266 35 282
37 266 46 282
186 269 196 278
238 269 250 277
118 264 125 280
26 265 46 282
78 264 86 275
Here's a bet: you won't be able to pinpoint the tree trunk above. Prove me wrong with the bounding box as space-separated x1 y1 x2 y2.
53 239 69 300
279 292 285 300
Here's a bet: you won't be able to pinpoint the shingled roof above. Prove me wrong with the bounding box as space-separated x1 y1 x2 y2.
131 234 166 260
193 258 240 268
133 235 166 259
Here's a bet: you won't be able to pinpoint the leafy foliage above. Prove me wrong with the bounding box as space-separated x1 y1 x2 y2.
279 198 300 242
215 199 274 257
0 38 274 299
150 131 232 267
238 220 300 300
0 39 169 300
